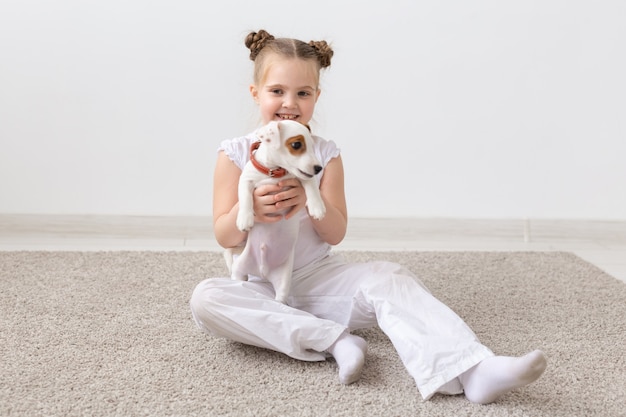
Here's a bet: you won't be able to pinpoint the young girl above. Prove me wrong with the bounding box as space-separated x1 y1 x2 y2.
190 29 547 404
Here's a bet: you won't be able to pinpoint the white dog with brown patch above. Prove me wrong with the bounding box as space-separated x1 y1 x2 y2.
226 120 326 304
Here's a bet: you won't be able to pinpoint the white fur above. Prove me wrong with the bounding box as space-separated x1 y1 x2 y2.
226 120 326 304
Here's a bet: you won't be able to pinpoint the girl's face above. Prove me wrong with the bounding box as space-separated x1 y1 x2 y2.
250 57 321 125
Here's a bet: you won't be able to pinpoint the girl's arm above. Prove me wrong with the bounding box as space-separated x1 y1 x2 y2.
212 151 247 249
310 156 348 245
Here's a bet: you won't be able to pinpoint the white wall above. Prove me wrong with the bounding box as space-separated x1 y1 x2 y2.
1 0 624 219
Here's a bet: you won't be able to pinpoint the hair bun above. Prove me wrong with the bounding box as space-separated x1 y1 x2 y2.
308 40 334 68
245 30 275 61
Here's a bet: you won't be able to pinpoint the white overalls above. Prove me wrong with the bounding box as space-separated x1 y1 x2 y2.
190 134 494 400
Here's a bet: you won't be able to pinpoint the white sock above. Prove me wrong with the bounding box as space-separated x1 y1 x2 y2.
327 332 367 385
459 350 547 404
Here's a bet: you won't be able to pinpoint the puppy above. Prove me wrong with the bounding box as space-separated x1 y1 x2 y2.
226 120 326 304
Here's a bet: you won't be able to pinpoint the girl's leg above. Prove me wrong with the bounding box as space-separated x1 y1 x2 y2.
289 257 491 397
290 256 545 401
189 278 346 362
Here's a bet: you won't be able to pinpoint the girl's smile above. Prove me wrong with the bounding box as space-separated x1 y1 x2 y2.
276 113 299 121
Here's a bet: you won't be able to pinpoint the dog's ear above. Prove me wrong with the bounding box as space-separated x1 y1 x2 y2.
262 121 282 149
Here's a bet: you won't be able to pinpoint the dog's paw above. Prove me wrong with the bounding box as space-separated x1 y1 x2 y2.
307 202 326 220
236 212 255 232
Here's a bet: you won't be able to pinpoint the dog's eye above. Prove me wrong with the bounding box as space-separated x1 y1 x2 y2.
291 142 302 150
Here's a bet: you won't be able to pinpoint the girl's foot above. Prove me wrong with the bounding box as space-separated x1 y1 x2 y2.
460 350 547 404
327 332 368 384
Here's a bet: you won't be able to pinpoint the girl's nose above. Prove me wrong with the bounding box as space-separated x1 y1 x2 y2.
282 94 297 108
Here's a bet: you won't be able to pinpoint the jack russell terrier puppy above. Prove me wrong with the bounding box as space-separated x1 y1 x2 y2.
225 120 326 304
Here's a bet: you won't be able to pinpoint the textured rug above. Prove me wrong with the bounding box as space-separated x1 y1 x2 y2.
1 251 625 417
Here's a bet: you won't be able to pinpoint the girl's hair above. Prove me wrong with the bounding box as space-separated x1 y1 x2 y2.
245 30 334 86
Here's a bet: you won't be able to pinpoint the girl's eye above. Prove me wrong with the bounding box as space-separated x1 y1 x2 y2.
271 89 283 95
298 91 311 97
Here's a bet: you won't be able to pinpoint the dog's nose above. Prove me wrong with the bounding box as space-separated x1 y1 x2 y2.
314 165 323 175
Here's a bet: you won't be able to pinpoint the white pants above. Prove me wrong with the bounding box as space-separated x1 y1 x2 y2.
189 253 494 400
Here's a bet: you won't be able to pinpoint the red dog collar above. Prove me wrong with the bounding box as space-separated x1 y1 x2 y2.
249 141 287 178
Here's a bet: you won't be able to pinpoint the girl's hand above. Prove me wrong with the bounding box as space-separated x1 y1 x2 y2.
253 178 307 223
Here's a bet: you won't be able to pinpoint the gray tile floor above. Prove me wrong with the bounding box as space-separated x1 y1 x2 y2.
1 214 625 283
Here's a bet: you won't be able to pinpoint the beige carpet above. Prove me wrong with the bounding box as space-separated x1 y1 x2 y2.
1 251 625 417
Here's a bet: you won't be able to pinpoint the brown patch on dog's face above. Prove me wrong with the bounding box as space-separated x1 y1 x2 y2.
285 135 307 156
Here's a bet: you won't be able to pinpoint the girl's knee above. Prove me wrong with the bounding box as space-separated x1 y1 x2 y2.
362 261 429 293
369 261 410 275
368 261 422 281
190 278 215 306
189 279 226 328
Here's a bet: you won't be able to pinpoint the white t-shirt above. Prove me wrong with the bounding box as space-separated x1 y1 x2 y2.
218 131 341 270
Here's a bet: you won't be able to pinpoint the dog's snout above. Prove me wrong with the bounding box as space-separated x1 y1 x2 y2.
314 165 323 175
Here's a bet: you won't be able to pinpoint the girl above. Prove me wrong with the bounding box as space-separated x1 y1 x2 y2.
190 29 547 404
